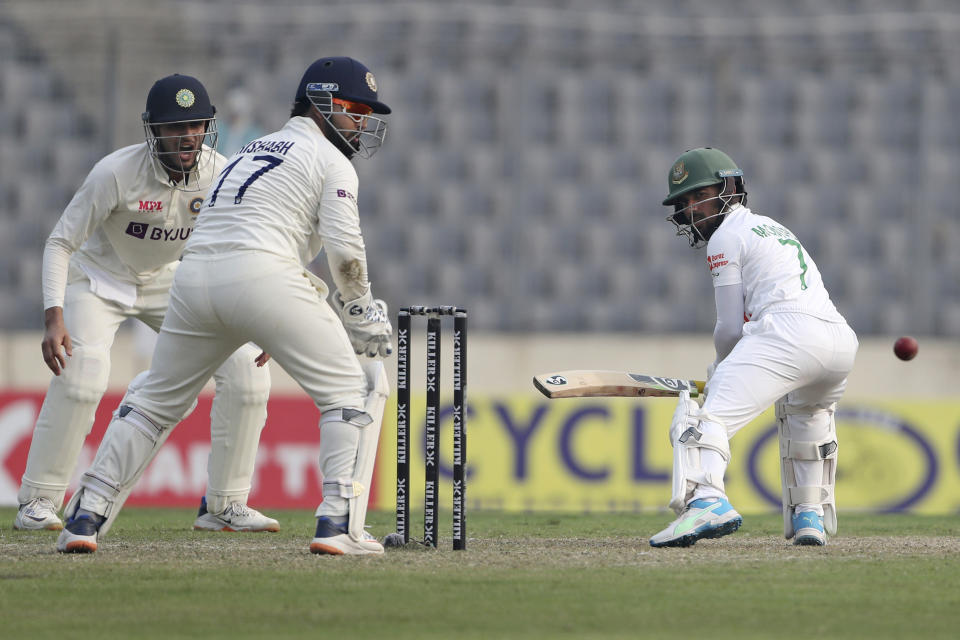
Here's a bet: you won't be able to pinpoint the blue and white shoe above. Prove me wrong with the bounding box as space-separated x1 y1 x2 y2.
56 512 104 554
649 498 743 548
309 516 384 556
792 511 826 546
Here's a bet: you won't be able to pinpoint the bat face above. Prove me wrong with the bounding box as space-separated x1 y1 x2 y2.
533 370 704 399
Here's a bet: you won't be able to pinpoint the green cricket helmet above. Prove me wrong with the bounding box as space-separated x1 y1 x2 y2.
662 147 747 248
662 147 743 205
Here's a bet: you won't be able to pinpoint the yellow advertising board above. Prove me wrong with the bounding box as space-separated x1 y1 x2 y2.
375 394 960 516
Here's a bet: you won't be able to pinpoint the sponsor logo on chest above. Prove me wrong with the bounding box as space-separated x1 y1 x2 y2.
125 222 192 241
127 194 197 240
138 200 164 212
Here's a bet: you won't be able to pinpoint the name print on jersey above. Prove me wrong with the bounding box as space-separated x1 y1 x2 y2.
236 139 296 156
750 223 795 240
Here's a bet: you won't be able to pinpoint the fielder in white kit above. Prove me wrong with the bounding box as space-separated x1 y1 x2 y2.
650 147 858 548
16 74 277 534
57 56 393 555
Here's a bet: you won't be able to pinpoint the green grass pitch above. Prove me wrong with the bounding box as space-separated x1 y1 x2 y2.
2 508 959 639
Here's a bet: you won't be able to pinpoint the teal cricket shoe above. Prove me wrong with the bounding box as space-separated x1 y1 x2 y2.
792 511 826 546
649 498 743 548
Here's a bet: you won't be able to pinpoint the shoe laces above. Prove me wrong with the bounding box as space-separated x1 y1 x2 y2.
24 497 56 515
222 503 252 519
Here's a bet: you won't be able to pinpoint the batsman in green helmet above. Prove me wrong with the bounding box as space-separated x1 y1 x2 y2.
649 147 859 550
663 147 746 248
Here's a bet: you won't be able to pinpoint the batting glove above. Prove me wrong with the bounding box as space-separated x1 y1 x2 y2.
333 289 394 358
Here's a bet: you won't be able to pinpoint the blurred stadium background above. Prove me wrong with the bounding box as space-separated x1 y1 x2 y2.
2 0 959 334
1 0 958 515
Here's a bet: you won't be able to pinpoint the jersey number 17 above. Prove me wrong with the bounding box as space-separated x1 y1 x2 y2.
206 154 284 207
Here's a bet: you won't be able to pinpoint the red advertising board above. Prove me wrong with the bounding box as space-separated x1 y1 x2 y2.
0 391 379 509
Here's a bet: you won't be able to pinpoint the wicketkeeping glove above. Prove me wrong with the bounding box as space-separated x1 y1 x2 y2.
333 289 394 358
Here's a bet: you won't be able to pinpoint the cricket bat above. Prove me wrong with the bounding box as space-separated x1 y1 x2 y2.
533 370 705 399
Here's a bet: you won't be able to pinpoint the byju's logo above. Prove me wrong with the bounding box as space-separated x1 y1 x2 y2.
336 189 357 205
125 222 148 239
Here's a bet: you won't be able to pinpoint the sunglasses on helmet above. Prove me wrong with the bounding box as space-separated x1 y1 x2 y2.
332 98 373 117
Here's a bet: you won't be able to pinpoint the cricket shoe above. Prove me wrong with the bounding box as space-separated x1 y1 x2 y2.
56 512 104 553
14 497 63 531
192 497 280 532
649 498 743 548
792 511 826 546
309 516 384 556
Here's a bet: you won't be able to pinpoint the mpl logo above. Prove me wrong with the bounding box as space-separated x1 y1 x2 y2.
126 222 148 239
139 200 163 212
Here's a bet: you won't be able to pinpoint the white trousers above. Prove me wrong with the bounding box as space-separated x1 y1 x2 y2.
18 262 271 513
696 312 858 506
80 253 368 518
703 312 858 435
125 253 366 423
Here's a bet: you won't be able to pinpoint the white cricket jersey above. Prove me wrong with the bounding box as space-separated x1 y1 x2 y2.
706 205 845 323
42 143 224 309
184 116 369 299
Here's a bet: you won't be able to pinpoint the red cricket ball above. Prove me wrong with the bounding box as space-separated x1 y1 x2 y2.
893 336 918 361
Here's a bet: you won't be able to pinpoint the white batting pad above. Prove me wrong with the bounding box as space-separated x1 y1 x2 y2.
74 404 173 536
778 400 838 538
315 359 389 541
669 391 731 514
205 345 271 513
348 359 389 540
18 345 111 508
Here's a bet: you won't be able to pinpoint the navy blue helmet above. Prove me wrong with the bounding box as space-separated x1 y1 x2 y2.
141 74 219 191
143 74 216 124
295 57 390 114
295 57 389 159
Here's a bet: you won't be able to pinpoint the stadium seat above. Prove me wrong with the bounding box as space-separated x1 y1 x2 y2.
0 0 957 338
